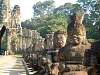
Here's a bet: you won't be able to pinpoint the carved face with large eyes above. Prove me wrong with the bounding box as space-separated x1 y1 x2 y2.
68 26 86 46
53 32 67 48
68 34 85 45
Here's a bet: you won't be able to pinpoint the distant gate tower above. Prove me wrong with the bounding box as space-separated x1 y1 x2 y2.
11 5 22 52
0 0 22 54
0 0 11 27
11 5 21 28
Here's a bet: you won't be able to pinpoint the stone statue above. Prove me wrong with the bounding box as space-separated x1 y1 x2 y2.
43 31 67 75
53 30 67 49
58 11 91 75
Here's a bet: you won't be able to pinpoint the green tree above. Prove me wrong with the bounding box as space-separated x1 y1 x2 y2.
33 0 55 17
30 0 68 37
78 0 100 39
53 3 83 16
53 3 83 24
31 13 68 37
53 3 73 15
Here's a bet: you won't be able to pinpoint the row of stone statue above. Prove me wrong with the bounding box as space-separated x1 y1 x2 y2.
23 11 100 75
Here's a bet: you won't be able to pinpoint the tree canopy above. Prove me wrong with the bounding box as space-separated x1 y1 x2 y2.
21 0 100 40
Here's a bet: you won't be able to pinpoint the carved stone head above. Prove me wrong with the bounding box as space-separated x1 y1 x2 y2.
67 11 86 46
53 30 67 49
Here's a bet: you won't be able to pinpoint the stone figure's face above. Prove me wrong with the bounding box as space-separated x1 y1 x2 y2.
69 33 85 45
54 34 67 48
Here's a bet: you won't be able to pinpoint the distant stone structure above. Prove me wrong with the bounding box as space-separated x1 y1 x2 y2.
0 0 22 54
7 5 22 54
58 11 91 75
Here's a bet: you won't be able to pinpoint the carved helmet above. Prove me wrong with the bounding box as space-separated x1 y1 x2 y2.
67 11 86 37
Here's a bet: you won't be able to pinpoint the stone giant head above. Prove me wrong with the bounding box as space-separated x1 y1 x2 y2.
53 30 67 49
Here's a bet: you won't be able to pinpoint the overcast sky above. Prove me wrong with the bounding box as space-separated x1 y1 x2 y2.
11 0 77 21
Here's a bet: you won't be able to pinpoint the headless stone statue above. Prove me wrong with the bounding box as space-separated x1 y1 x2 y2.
58 11 91 75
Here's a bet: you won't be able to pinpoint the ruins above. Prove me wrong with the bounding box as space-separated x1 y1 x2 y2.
0 0 22 54
6 5 22 54
1 0 100 75
0 0 39 54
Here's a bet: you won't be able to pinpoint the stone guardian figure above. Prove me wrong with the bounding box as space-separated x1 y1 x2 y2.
58 11 91 75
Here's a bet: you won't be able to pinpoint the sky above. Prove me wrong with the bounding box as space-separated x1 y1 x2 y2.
11 0 77 21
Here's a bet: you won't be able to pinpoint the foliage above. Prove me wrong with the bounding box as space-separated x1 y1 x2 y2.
22 0 68 37
86 25 100 39
32 13 68 37
53 3 83 15
78 0 100 40
21 0 100 40
33 0 55 17
21 20 33 29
